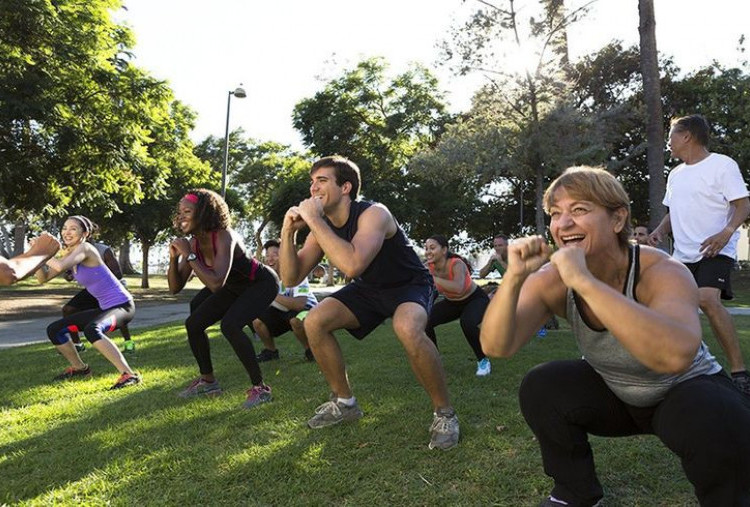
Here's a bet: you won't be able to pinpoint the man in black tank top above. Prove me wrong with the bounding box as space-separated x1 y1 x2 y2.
279 156 459 450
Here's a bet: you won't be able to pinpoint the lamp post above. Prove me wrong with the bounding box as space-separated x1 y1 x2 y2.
221 86 246 198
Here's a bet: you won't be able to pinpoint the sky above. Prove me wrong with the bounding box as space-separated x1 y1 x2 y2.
117 0 749 149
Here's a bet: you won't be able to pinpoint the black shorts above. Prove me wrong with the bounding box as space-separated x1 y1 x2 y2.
257 306 299 337
329 279 434 340
684 255 734 300
66 289 99 311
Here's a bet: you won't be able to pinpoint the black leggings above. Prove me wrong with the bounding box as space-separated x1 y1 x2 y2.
185 270 277 385
519 359 750 506
425 286 488 360
47 301 135 345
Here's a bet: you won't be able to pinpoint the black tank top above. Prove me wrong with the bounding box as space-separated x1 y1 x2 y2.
193 230 268 290
324 200 431 289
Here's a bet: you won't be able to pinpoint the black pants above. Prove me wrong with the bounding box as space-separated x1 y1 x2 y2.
48 300 135 345
425 286 488 360
519 359 750 506
185 271 277 385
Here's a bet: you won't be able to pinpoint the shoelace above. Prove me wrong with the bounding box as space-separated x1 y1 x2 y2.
315 401 341 415
431 415 455 433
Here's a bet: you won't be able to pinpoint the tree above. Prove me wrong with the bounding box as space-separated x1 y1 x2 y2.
292 57 452 230
638 0 666 232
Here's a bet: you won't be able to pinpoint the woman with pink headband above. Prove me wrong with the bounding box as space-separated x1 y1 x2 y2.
168 188 278 408
37 215 140 390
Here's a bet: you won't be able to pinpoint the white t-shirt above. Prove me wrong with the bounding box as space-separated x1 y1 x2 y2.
270 277 318 312
663 153 749 263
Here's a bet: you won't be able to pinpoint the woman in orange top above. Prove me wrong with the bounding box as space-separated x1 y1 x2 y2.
425 235 491 376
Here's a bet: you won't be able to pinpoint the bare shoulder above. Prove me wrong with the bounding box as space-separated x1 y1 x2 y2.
359 202 395 234
638 245 689 279
637 246 697 302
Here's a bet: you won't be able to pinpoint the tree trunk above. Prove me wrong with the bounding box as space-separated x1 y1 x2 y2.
119 240 138 275
638 0 666 233
140 241 150 289
327 264 335 286
254 216 271 259
13 220 26 256
534 166 546 235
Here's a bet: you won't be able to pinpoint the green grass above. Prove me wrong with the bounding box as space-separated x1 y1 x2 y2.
3 315 749 505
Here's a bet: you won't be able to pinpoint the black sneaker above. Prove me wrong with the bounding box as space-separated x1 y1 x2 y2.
257 348 280 362
304 348 315 362
74 342 86 353
53 365 91 382
731 371 750 396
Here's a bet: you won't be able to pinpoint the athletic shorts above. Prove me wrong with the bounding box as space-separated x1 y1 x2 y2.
684 255 734 300
257 306 301 337
329 279 434 340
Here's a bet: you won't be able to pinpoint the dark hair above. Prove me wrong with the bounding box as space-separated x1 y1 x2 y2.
263 239 280 250
671 114 710 147
177 188 231 232
311 156 361 199
428 234 473 271
66 215 98 237
493 234 508 242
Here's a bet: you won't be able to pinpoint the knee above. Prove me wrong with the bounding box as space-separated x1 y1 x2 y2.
185 314 204 336
252 318 266 334
48 322 73 345
519 363 557 410
83 323 103 344
290 318 304 334
393 319 427 352
698 293 722 314
219 318 242 339
303 308 326 336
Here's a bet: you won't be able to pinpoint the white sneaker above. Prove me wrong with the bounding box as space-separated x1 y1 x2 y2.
476 357 491 376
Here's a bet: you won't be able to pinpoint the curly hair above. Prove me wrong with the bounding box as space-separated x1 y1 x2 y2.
177 188 231 232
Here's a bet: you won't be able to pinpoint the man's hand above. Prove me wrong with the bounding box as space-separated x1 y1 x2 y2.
297 196 324 223
29 232 61 257
700 227 733 258
647 229 663 247
282 206 308 234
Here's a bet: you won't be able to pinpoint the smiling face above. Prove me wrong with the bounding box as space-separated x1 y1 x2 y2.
310 166 351 212
424 238 447 264
176 199 198 235
548 188 626 254
264 245 280 270
61 219 88 248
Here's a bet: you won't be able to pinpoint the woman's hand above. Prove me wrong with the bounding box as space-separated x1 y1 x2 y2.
170 238 192 258
549 246 591 290
506 236 551 280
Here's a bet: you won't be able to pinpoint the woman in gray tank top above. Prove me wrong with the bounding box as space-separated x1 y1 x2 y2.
480 166 750 507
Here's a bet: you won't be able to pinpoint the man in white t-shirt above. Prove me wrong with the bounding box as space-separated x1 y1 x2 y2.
253 239 318 362
650 114 750 395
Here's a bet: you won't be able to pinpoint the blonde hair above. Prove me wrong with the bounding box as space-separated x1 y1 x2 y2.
543 166 632 247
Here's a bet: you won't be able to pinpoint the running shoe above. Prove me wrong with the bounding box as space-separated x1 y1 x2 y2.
123 340 136 354
110 372 141 390
476 357 491 377
307 399 363 428
537 327 548 338
256 348 280 362
178 377 223 398
428 408 459 450
540 495 603 506
53 365 91 382
731 371 750 396
304 348 315 362
243 384 272 408
74 342 86 353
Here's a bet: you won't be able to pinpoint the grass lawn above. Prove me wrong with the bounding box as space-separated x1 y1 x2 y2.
2 315 748 506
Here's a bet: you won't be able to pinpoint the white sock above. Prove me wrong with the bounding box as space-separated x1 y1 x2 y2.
337 396 356 407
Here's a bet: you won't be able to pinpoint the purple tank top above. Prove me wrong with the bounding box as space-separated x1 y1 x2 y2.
74 264 132 309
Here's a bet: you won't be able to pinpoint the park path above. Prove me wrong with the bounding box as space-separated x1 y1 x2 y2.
0 286 343 349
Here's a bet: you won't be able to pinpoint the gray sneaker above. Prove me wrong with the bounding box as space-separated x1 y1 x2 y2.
178 377 223 398
307 399 363 428
429 408 459 450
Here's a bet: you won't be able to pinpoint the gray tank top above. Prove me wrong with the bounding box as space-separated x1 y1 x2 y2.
567 245 721 407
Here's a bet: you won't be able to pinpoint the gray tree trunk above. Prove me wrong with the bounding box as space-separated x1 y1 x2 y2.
119 240 137 275
140 241 150 289
638 0 666 232
13 220 26 256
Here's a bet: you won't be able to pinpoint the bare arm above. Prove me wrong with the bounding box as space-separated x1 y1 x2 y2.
37 243 90 283
551 247 701 374
0 233 60 285
648 211 671 246
279 207 324 287
299 199 392 279
480 236 558 357
700 196 750 257
433 259 470 296
478 254 497 279
189 230 236 292
102 248 123 279
275 294 308 312
167 240 192 294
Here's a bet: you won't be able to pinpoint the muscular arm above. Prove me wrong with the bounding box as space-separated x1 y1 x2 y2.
480 237 559 357
552 248 701 374
0 233 60 285
304 204 392 279
279 210 324 287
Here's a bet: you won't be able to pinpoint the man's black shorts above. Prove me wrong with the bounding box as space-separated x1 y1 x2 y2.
257 306 300 337
329 279 434 339
684 255 734 300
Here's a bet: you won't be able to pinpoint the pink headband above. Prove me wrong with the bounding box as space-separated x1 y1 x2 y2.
183 193 199 204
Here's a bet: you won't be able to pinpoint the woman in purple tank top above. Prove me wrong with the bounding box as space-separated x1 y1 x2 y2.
36 215 140 390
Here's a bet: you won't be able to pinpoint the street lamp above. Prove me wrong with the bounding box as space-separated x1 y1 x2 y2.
221 85 247 198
